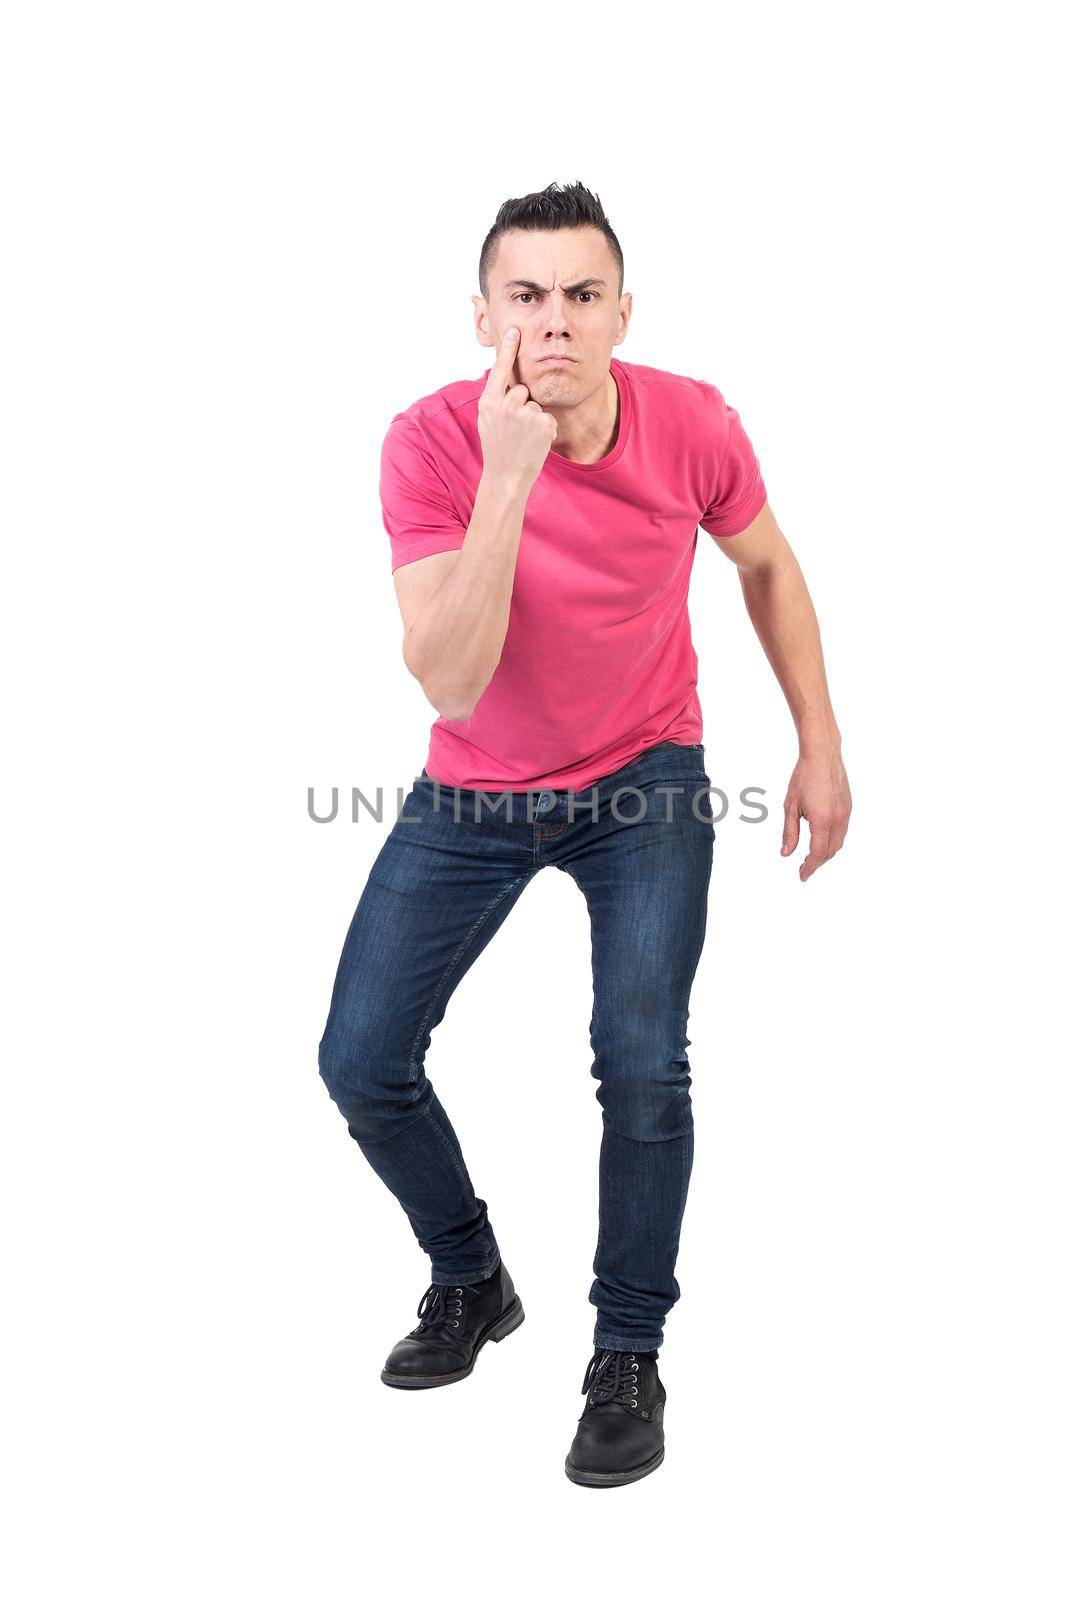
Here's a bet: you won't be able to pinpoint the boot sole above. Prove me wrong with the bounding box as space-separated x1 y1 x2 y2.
564 1446 665 1488
380 1296 525 1389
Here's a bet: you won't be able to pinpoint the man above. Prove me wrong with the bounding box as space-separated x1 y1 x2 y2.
318 180 851 1487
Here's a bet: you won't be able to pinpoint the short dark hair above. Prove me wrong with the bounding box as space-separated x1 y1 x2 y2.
478 180 624 298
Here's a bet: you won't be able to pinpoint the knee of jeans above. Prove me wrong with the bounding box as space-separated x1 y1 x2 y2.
591 999 694 1139
318 1020 423 1142
595 1056 694 1143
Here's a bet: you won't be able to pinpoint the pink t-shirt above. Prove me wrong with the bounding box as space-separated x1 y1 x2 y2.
380 356 767 791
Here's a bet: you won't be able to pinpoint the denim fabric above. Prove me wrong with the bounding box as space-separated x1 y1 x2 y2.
318 739 716 1351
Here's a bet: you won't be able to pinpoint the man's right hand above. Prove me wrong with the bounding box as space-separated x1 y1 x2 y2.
477 327 558 490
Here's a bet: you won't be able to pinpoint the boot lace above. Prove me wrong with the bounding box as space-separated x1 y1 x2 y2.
415 1282 475 1334
582 1349 641 1409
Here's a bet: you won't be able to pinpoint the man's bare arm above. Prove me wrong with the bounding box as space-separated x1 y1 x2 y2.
713 501 852 881
393 475 528 722
393 327 556 722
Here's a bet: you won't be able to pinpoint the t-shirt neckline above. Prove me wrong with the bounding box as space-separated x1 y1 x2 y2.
542 356 632 474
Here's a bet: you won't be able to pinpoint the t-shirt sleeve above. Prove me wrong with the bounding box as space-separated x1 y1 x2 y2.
379 412 468 572
698 388 768 538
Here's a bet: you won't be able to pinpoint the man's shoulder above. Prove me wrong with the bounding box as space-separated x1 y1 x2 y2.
615 358 743 457
615 355 731 410
388 370 486 434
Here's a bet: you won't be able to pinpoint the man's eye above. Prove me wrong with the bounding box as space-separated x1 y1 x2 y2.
511 290 598 304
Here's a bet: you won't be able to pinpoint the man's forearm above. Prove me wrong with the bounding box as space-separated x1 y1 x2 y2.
737 550 841 754
402 473 530 721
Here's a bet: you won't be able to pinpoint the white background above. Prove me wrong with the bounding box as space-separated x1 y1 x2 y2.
3 3 1065 1595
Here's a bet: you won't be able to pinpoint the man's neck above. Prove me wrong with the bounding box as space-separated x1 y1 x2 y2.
547 369 620 465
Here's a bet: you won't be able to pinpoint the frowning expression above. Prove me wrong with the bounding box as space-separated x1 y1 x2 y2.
474 225 631 406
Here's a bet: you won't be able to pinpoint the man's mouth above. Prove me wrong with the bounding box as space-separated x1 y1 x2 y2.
538 354 577 365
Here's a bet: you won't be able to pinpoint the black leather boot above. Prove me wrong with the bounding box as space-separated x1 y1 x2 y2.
564 1347 666 1486
380 1260 524 1389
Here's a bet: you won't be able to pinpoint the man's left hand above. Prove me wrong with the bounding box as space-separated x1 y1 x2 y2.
781 750 852 882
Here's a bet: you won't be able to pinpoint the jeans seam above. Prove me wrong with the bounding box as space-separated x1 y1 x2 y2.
407 868 537 1081
421 1093 476 1190
558 860 603 1266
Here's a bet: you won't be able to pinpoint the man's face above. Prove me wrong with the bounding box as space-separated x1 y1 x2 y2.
473 226 631 407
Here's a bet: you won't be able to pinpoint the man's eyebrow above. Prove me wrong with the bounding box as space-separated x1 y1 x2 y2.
501 277 608 293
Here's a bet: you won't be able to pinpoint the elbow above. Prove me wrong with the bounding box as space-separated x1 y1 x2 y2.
434 697 477 723
426 679 480 721
401 638 485 723
738 554 782 585
406 658 480 722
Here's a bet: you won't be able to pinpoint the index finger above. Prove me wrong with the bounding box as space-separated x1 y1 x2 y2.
799 821 832 882
486 326 520 395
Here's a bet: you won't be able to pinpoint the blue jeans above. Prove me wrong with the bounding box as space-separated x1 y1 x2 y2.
318 739 716 1351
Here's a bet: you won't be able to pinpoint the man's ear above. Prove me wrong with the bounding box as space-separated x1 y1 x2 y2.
471 294 494 350
614 290 633 347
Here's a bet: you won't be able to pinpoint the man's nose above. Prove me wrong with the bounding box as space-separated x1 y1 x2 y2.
539 292 573 337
